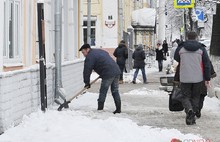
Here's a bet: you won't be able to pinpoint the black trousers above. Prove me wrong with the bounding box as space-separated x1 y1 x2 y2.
118 64 125 81
181 82 202 113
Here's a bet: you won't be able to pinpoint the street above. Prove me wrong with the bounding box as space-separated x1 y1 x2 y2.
88 71 220 141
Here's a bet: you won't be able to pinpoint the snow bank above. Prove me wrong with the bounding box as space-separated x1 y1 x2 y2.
0 109 201 142
204 96 220 112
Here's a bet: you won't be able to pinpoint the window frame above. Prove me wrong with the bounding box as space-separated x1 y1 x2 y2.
3 0 22 64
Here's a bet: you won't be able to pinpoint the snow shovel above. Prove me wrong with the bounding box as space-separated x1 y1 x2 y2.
57 77 100 111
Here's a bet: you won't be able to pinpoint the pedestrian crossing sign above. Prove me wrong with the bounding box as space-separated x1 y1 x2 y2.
174 0 195 9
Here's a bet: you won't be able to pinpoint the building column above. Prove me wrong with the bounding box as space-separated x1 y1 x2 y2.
158 0 166 42
73 0 79 59
0 0 4 71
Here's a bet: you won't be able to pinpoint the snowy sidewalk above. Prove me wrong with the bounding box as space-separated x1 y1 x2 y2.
0 70 220 142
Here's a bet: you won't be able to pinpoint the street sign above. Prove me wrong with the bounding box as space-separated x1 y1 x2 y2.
196 7 205 28
174 0 195 8
196 8 205 21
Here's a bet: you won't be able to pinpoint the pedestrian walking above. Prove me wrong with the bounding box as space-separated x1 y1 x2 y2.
156 41 164 72
79 44 122 114
113 40 128 84
162 40 168 56
174 31 211 125
132 44 147 84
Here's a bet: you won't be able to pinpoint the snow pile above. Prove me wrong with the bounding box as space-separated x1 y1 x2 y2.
204 96 220 112
0 109 201 142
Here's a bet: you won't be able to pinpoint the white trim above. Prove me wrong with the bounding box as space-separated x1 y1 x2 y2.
3 63 24 68
63 0 68 61
73 0 79 59
3 0 22 64
0 0 4 71
83 16 97 21
25 0 33 66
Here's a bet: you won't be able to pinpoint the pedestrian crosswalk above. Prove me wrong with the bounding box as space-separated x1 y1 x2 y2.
177 0 191 4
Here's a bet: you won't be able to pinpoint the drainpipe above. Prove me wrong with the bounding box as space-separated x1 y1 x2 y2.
119 0 123 40
54 0 66 104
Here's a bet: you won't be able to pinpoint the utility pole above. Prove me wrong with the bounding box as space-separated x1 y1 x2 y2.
158 0 166 42
184 9 187 40
87 0 91 44
37 3 47 112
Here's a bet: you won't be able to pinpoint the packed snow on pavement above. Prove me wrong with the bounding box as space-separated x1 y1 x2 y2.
1 90 218 142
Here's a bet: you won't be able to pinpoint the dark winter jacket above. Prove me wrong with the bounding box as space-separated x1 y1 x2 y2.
132 45 146 69
156 47 164 61
113 43 128 65
174 40 211 83
83 49 121 85
162 43 168 53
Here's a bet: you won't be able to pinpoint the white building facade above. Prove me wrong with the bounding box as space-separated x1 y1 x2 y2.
83 0 118 48
0 0 84 133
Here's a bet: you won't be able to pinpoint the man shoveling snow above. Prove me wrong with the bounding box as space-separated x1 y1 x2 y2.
79 44 122 114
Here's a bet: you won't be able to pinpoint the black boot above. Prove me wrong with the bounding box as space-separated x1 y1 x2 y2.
113 101 121 114
195 110 201 119
97 102 104 110
186 109 196 125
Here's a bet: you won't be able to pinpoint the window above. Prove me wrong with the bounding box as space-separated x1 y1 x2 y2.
83 17 97 46
4 0 22 62
108 15 113 20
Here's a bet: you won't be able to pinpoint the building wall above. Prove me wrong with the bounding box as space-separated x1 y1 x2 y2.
83 0 118 48
0 0 85 133
102 0 118 48
0 60 84 133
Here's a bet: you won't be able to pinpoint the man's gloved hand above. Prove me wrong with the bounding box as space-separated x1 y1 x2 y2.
84 84 91 89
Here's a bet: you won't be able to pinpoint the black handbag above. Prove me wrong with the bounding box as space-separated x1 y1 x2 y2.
169 86 184 112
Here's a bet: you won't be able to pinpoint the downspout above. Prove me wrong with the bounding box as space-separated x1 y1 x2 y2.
54 0 66 104
119 0 123 40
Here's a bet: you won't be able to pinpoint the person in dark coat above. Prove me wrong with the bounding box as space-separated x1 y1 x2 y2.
79 44 122 114
156 41 164 72
113 40 128 84
132 44 147 84
162 40 168 56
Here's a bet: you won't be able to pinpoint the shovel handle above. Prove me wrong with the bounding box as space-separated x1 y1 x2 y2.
68 77 100 102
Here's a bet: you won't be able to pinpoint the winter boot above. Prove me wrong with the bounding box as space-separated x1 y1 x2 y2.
132 81 136 84
186 109 196 125
113 101 121 114
143 81 148 84
97 102 104 110
195 110 201 119
119 80 124 84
